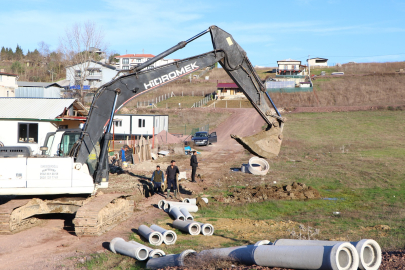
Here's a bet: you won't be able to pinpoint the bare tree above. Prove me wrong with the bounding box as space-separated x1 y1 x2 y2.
59 21 107 101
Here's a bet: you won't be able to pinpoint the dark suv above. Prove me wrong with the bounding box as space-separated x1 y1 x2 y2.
191 132 217 146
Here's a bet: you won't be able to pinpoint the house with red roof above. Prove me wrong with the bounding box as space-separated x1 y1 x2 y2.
114 53 176 71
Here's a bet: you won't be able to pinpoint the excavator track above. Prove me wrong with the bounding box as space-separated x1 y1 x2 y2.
0 199 34 234
73 193 134 237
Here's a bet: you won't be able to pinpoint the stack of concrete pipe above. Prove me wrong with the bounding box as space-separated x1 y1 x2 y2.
195 239 381 270
150 224 177 245
146 249 196 269
110 238 165 261
138 225 163 246
158 200 199 213
172 220 201 235
195 221 214 236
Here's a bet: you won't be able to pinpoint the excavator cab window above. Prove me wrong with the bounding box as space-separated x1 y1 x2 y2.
59 132 81 157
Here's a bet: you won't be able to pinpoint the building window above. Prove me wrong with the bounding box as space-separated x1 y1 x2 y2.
18 123 38 143
122 66 129 70
59 125 68 129
123 58 129 64
114 121 122 127
75 70 81 76
136 59 142 63
138 119 145 128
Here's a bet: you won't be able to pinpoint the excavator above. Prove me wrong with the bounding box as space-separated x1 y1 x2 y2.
0 26 284 236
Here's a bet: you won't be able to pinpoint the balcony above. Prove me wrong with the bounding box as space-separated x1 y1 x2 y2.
86 75 102 80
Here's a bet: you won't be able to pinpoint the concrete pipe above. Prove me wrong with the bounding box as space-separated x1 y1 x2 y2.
247 157 270 175
158 200 166 209
128 240 166 259
182 198 209 204
166 202 199 213
254 243 359 270
146 249 196 269
169 206 186 221
172 220 201 235
196 222 214 236
138 225 163 246
150 224 177 245
162 201 184 211
109 237 149 261
198 240 269 265
273 239 381 270
179 207 194 220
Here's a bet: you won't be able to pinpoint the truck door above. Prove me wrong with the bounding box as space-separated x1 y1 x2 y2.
210 132 217 143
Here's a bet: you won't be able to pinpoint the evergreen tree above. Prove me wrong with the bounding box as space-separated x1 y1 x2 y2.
15 44 24 60
0 47 6 61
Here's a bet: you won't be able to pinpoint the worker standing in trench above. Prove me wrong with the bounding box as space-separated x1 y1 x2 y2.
190 151 198 182
166 160 180 199
151 165 165 195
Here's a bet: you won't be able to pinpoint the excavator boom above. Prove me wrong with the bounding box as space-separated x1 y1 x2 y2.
72 25 284 184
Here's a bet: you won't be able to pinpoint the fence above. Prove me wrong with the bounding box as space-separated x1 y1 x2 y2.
135 91 176 108
168 124 210 139
210 99 253 108
191 95 212 108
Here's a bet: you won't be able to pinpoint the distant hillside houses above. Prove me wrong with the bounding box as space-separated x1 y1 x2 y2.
307 57 328 67
114 54 177 71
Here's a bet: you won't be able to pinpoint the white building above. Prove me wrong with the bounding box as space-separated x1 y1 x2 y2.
112 114 168 140
0 70 18 97
65 60 118 90
307 57 328 67
16 81 63 98
0 98 88 154
277 59 308 76
114 54 177 71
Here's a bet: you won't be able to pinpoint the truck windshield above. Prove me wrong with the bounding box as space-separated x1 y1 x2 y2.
59 132 81 156
194 133 208 138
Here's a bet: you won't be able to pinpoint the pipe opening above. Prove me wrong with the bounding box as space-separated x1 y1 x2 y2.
166 233 174 242
337 248 351 270
363 245 375 266
186 216 193 221
158 200 165 209
185 199 190 203
189 224 199 234
179 216 185 221
150 233 161 244
203 226 212 235
138 249 148 260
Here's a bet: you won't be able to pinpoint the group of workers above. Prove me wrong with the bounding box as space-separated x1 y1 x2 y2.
150 151 198 199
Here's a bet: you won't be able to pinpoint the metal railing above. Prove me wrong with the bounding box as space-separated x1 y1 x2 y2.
191 95 212 108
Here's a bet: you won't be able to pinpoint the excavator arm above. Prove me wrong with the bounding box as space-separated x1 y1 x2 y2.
72 25 284 184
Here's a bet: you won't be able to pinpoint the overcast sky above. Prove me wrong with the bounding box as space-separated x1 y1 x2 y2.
1 0 405 66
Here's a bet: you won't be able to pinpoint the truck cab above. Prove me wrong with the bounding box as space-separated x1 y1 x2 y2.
42 129 81 157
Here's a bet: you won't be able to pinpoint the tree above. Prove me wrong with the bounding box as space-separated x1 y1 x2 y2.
0 47 6 61
15 44 24 60
59 21 107 101
11 61 24 74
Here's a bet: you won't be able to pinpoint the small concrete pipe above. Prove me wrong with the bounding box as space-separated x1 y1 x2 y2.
273 239 381 270
138 225 163 246
247 157 270 175
179 207 194 220
196 222 214 236
166 202 199 213
109 237 149 261
146 249 196 269
150 224 177 245
172 220 201 235
129 240 166 259
254 242 359 270
169 206 186 221
182 198 209 204
198 240 269 265
158 200 166 209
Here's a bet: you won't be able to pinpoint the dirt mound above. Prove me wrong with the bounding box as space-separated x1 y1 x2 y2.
155 130 183 144
221 182 320 203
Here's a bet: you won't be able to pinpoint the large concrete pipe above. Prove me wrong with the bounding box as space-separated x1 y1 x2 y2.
146 249 196 269
179 207 194 220
195 222 214 236
254 242 359 270
169 206 186 221
273 239 381 270
150 224 177 245
247 157 270 175
165 202 199 213
138 225 163 246
109 237 149 261
183 198 209 204
197 240 270 265
129 240 166 259
158 200 166 209
172 220 201 235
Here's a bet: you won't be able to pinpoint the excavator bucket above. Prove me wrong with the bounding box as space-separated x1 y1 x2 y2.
231 123 283 159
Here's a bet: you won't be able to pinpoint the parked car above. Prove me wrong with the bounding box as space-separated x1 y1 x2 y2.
191 131 217 146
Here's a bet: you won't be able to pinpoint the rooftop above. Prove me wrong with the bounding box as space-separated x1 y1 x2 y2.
0 72 18 77
115 54 155 58
277 58 301 62
0 98 86 120
17 81 63 88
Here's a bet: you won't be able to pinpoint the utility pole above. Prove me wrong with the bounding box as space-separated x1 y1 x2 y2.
308 55 311 77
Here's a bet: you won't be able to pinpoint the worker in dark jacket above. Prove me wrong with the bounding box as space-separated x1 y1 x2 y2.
166 160 180 199
151 165 165 194
190 151 198 182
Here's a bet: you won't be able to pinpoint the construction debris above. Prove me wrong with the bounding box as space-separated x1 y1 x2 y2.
220 182 321 203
